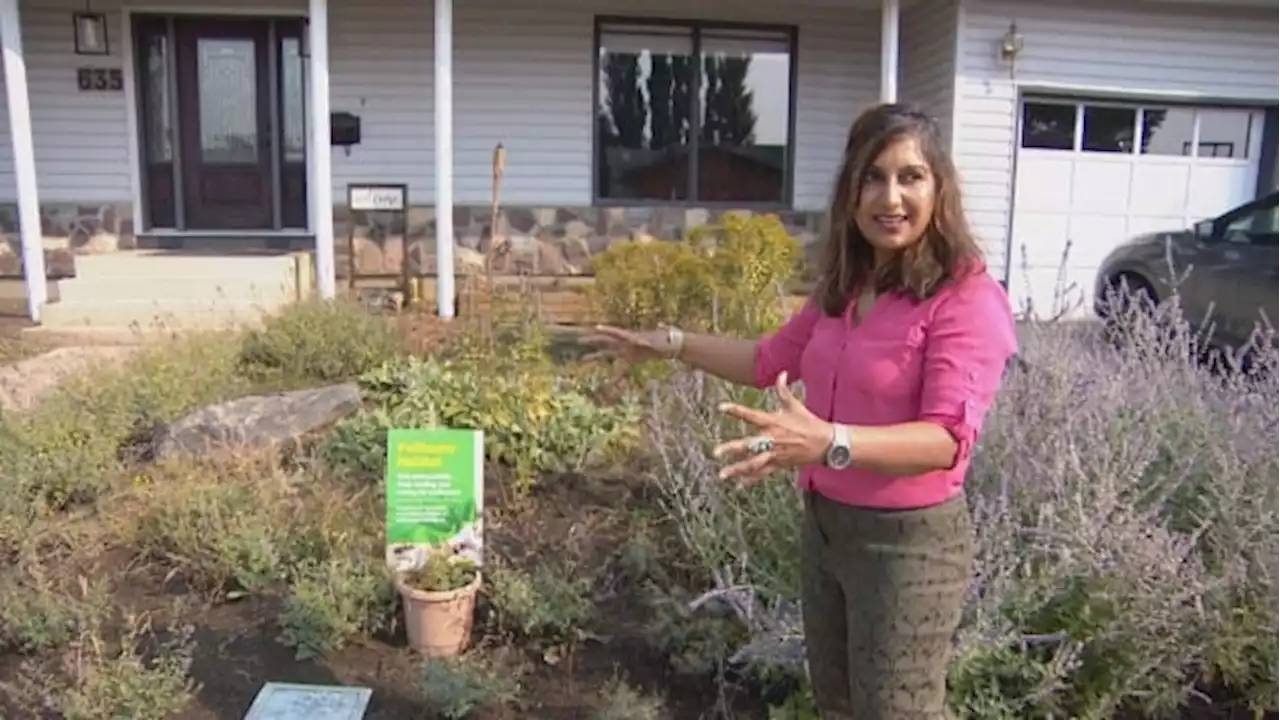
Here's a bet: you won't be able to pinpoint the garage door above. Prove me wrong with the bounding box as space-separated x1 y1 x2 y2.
1008 98 1266 319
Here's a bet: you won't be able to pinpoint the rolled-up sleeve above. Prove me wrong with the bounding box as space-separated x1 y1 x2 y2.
919 276 1018 467
753 299 821 389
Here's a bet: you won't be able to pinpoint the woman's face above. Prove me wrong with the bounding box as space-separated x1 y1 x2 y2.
854 134 936 258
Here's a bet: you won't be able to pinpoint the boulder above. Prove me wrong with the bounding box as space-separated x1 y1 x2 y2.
151 383 362 459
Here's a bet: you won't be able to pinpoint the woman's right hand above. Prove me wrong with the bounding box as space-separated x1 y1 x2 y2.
579 325 674 366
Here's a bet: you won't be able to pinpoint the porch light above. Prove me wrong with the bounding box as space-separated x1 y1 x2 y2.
73 12 109 56
999 21 1024 64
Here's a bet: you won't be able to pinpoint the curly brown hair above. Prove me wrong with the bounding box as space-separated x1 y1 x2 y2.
812 103 985 317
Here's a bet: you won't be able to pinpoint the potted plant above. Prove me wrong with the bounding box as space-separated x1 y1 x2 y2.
395 548 482 658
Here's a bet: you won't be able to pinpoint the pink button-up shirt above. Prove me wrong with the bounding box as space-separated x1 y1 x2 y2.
754 269 1017 510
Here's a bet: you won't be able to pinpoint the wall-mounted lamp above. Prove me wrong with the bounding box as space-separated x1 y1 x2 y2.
999 21 1024 64
73 12 109 56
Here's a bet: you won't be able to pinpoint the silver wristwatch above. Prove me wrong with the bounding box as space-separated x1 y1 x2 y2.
825 423 853 470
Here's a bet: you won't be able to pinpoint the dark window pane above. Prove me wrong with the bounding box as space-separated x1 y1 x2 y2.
595 26 694 201
1082 105 1136 153
1196 109 1252 159
1139 107 1194 156
1021 102 1075 150
696 29 790 203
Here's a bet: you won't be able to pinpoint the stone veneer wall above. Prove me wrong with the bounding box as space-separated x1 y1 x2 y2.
334 205 826 279
0 202 134 277
0 202 828 280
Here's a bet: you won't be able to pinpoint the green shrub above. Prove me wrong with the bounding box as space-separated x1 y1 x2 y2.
416 655 520 719
486 561 596 648
591 213 801 337
323 356 639 492
277 555 396 660
238 298 401 384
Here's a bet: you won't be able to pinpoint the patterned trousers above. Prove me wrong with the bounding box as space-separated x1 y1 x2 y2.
801 491 973 720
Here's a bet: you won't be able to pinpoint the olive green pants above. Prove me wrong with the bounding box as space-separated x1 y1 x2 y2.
801 491 973 720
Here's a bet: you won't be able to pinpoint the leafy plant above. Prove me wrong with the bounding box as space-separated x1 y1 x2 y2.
277 555 396 660
591 213 801 337
238 297 401 384
416 654 520 719
324 355 639 493
401 551 479 593
486 561 597 649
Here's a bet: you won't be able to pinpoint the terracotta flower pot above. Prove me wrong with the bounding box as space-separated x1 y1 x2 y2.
395 571 482 658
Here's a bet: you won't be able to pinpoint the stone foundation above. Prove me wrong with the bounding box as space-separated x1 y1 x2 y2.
335 204 825 279
0 201 828 280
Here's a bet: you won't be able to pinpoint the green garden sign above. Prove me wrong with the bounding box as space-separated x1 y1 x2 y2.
384 428 484 571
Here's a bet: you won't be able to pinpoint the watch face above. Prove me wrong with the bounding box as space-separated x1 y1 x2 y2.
827 445 852 469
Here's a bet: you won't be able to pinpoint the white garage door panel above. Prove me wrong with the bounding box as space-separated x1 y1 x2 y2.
1009 98 1266 320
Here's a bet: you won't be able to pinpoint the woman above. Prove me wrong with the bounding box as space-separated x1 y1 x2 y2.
584 103 1017 719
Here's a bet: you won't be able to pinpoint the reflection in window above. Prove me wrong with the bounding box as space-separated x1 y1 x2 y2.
697 29 790 203
594 21 794 203
1140 107 1194 156
281 37 306 163
1082 106 1135 153
140 32 172 162
1195 109 1252 159
197 38 259 164
1020 102 1075 150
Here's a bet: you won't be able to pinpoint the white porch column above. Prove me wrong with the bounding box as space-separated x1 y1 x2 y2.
434 0 455 318
308 0 336 299
0 0 45 322
879 0 901 104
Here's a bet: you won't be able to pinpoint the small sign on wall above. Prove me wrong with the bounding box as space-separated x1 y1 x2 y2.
76 68 123 92
348 184 407 212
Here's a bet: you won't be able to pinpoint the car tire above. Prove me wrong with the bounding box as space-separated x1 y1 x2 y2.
1100 272 1158 345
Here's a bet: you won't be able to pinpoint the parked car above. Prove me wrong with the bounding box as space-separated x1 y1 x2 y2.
1095 191 1278 357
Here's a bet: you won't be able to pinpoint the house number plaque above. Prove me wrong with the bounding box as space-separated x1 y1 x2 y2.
76 68 123 92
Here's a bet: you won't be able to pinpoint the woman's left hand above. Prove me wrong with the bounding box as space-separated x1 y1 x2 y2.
713 372 833 486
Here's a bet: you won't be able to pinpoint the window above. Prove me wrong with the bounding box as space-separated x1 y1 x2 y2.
1081 106 1135 153
1020 102 1075 150
1140 107 1195 156
1021 100 1262 161
1223 194 1279 245
1195 109 1253 159
594 19 794 204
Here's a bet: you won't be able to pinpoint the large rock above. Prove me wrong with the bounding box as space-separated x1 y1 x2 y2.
151 383 362 459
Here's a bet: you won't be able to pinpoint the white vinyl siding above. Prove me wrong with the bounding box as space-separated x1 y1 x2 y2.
953 0 1280 279
898 0 958 150
0 0 879 210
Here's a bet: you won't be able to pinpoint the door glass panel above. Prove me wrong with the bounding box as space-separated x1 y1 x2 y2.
197 37 258 163
281 37 306 163
1195 109 1253 159
140 31 172 162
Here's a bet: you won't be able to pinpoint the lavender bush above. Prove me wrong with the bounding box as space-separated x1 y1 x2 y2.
645 296 1278 717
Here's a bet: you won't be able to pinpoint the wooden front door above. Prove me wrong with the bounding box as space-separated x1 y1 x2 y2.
174 18 273 230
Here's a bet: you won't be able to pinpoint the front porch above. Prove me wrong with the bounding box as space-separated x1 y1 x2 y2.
0 0 928 325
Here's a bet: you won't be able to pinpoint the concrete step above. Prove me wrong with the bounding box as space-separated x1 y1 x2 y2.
55 275 297 305
38 301 272 331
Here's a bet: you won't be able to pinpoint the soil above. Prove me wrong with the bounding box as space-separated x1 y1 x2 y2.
0 464 768 720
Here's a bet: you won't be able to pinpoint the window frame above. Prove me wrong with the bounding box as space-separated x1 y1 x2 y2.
1017 95 1261 162
591 15 800 209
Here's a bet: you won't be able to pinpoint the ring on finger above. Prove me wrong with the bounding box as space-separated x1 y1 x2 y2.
747 436 775 455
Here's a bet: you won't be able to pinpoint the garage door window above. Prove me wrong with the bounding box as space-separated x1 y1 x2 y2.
1082 106 1136 153
1021 102 1075 150
1023 100 1258 161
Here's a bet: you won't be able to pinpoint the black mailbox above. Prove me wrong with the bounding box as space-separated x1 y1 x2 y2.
331 112 361 147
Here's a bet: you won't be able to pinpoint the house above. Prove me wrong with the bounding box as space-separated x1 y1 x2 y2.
0 0 1275 323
